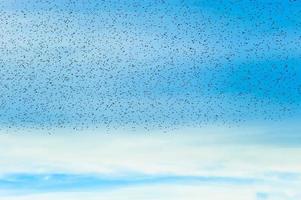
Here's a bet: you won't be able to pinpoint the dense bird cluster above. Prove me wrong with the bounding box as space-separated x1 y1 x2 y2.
0 0 300 131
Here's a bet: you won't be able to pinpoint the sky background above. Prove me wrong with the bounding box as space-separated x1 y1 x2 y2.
0 0 301 199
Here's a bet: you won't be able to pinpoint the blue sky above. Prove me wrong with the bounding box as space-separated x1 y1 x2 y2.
0 0 301 199
0 0 300 129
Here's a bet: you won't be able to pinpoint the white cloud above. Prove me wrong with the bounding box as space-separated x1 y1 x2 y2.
0 123 301 199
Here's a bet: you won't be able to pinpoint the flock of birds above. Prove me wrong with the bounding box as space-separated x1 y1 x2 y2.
0 0 300 131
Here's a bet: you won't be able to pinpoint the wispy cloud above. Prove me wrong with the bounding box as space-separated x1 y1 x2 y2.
0 173 260 193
